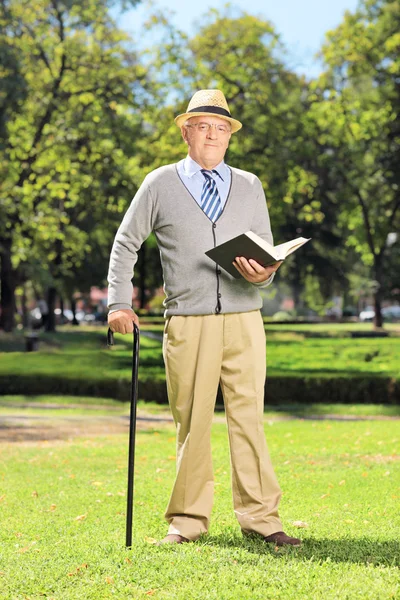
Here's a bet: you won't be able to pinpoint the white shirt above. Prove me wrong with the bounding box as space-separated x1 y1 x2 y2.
176 156 231 209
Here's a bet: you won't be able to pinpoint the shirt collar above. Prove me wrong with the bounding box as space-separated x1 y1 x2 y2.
183 156 228 181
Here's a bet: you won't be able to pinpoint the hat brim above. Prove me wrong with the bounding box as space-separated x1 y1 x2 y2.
174 112 242 133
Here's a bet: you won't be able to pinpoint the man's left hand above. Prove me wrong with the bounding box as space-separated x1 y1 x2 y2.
233 257 283 283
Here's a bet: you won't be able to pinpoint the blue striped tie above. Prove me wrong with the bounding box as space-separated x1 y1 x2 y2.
201 170 222 222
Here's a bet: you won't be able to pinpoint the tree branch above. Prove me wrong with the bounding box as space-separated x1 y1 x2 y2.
6 0 67 230
388 196 400 229
24 24 55 76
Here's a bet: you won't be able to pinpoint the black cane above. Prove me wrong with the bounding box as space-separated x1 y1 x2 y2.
107 324 140 548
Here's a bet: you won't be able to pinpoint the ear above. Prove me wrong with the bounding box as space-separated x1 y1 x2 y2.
181 127 189 144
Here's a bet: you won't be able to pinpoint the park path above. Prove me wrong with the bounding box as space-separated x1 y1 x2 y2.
0 403 399 444
0 409 174 443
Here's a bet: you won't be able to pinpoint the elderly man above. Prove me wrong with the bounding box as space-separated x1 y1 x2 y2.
107 89 301 547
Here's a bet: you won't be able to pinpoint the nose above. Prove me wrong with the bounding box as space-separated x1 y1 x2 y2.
206 126 218 140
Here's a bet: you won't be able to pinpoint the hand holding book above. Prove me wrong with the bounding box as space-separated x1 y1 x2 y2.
205 231 310 280
232 256 283 283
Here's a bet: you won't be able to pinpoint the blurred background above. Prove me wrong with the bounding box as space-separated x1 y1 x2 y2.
0 0 399 405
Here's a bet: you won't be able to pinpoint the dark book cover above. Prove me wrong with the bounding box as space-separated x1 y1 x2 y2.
205 233 278 279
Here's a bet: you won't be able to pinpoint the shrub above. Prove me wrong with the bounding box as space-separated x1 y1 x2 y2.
271 311 293 322
1 373 398 405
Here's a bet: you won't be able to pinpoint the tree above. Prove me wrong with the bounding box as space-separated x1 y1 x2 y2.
134 7 347 311
0 0 143 331
309 0 400 327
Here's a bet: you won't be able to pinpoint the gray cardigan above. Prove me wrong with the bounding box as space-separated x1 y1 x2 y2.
107 163 275 316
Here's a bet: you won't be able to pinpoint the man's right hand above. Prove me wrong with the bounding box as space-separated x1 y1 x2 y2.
108 309 139 334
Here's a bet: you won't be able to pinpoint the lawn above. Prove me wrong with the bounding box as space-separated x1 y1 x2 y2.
1 396 400 418
1 324 399 403
0 417 399 599
1 323 399 380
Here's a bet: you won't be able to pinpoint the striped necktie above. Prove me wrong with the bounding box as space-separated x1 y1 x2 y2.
200 169 223 222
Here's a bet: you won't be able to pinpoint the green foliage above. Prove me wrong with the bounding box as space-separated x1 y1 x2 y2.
0 0 146 322
138 6 354 307
271 311 293 322
0 326 399 403
302 265 330 315
2 0 400 332
308 0 400 324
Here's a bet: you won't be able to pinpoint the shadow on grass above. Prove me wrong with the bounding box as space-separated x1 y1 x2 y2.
0 329 109 352
215 401 400 419
199 534 400 567
262 403 400 418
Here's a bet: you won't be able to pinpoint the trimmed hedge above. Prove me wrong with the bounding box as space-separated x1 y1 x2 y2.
264 375 399 405
0 374 166 403
1 372 399 405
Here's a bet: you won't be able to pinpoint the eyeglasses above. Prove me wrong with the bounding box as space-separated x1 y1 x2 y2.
185 122 231 135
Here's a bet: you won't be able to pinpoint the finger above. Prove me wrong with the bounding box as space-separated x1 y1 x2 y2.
233 260 258 283
241 257 263 279
111 320 124 334
248 259 265 274
237 257 257 275
233 259 246 276
119 321 128 335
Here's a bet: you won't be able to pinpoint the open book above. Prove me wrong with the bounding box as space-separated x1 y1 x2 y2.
205 231 311 279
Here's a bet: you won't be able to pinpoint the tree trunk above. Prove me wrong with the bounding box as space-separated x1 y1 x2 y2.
292 280 303 315
373 257 384 329
46 287 57 332
71 297 79 325
0 236 16 332
21 283 29 329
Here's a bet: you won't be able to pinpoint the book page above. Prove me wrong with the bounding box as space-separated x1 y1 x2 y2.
245 231 278 260
273 237 310 259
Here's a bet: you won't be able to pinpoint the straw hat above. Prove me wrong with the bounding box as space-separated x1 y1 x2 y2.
175 89 242 133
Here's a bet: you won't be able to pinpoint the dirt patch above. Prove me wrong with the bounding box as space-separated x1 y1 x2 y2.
0 414 174 443
361 454 400 464
1 408 398 444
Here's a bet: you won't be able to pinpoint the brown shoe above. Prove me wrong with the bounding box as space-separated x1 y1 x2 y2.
157 534 190 545
264 531 301 547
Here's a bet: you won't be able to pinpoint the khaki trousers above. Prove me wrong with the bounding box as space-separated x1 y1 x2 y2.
162 310 282 541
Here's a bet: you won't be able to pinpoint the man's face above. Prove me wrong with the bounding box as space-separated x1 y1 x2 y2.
182 116 232 169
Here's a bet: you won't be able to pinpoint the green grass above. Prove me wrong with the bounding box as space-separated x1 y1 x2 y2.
0 395 128 408
0 329 165 384
0 396 131 418
1 396 400 419
264 321 400 335
265 336 400 378
260 402 400 418
0 419 399 599
1 325 399 381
